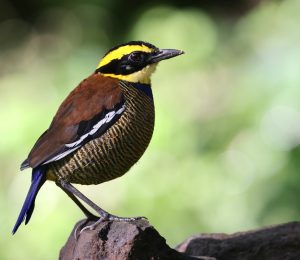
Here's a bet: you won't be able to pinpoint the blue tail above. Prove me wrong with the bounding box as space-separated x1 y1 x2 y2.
12 167 46 234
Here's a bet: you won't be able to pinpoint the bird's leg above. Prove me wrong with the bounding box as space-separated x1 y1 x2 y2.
56 181 100 239
56 181 98 220
57 180 110 219
57 180 146 232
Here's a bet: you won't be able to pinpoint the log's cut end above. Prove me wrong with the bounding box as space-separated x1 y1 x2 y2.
59 218 192 260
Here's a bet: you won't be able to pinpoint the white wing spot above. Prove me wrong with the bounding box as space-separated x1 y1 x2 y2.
42 105 125 165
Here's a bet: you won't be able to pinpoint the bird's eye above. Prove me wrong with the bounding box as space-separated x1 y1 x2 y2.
128 52 145 64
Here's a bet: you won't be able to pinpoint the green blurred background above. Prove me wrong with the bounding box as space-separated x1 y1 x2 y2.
1 0 300 259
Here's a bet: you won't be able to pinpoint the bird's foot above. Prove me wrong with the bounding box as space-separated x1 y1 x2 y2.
74 214 99 240
107 214 147 222
79 217 105 234
79 214 147 234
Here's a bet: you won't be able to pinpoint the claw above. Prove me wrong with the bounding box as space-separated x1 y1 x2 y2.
74 215 100 240
80 217 106 234
74 219 90 240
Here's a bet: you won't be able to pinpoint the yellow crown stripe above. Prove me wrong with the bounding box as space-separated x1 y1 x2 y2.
98 45 153 68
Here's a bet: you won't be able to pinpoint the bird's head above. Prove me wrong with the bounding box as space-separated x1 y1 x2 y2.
96 41 184 84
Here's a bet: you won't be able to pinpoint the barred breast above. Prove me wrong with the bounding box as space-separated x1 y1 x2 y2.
46 82 154 184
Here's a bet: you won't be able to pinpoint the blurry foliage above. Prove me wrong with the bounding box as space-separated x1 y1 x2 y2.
1 0 300 259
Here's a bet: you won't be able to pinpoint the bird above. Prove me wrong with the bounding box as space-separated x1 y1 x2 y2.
12 41 184 234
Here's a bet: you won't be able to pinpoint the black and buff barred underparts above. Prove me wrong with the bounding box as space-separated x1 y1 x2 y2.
47 82 155 185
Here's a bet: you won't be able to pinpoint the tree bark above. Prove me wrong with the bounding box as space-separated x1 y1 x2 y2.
60 220 300 260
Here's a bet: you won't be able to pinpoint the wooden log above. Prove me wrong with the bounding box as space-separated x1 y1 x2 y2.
60 220 300 260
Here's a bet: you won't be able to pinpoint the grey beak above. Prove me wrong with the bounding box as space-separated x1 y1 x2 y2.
148 49 184 64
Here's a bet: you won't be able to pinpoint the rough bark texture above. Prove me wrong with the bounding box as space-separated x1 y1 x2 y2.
59 219 193 260
177 221 300 260
60 220 300 260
